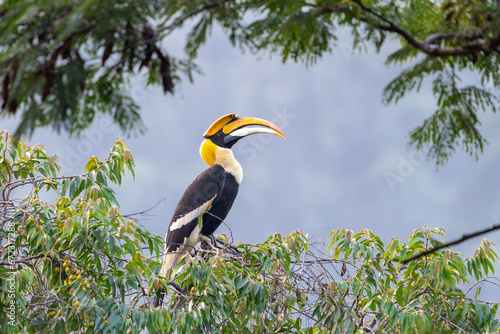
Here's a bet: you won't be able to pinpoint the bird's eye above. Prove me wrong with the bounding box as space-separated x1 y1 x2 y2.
217 133 222 138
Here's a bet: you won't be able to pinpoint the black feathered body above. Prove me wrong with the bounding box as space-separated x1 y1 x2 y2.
200 172 239 236
159 164 240 282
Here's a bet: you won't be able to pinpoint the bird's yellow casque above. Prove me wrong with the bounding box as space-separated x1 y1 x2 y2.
154 114 285 307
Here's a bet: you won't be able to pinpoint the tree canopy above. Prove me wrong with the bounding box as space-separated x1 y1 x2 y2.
1 132 499 333
1 0 500 165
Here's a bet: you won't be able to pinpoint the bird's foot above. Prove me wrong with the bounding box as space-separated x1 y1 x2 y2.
199 234 218 252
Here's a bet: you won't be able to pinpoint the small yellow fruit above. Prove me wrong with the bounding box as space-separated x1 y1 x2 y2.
63 262 68 268
77 274 81 280
82 287 86 292
74 300 79 307
89 321 94 327
104 320 108 324
141 270 145 275
55 267 60 273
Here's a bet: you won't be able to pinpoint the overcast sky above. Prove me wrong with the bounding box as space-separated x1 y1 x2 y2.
3 25 500 299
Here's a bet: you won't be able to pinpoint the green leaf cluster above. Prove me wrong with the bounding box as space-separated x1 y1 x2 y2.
160 231 310 333
321 227 500 333
0 131 164 333
384 55 500 165
161 226 500 333
0 0 165 138
2 1 500 166
1 133 499 333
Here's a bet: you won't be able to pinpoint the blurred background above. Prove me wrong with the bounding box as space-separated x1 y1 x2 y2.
2 26 500 295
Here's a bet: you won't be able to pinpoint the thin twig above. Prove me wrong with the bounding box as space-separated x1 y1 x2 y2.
403 223 500 264
122 198 166 218
158 0 234 37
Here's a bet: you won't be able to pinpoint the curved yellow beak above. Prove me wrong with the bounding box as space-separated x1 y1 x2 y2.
203 114 286 140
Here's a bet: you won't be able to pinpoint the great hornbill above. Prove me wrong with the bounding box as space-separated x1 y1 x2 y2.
153 114 285 307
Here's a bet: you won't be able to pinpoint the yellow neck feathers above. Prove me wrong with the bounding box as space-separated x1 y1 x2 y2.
199 139 243 183
199 139 218 166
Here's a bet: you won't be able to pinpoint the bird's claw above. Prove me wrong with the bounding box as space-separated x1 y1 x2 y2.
200 234 214 249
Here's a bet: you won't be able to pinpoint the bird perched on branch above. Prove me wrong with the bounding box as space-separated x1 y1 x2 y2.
153 114 285 307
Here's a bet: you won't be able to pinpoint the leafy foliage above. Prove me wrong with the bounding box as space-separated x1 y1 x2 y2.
324 227 500 333
163 227 500 334
0 0 174 138
1 132 499 333
0 131 166 333
383 56 500 165
1 1 500 164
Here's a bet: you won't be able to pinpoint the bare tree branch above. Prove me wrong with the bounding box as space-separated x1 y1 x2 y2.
349 0 490 57
424 33 461 45
403 223 500 264
311 0 500 58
